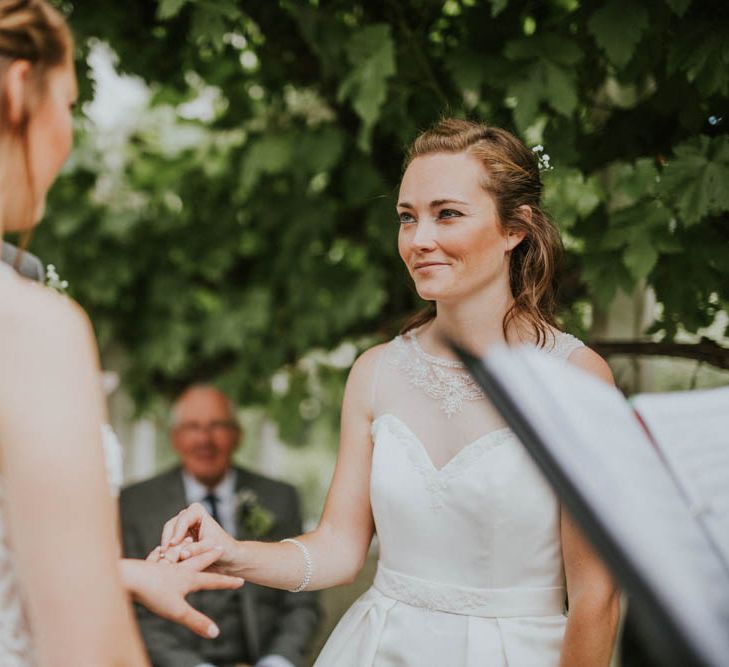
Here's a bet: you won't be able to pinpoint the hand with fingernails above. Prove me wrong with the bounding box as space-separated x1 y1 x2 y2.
120 540 244 639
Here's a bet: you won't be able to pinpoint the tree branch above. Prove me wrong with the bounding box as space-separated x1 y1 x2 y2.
589 339 729 371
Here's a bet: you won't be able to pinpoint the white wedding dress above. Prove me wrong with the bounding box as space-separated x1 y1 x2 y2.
315 330 584 667
0 259 124 666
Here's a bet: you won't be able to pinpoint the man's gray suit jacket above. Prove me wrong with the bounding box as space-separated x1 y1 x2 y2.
119 466 321 667
1 242 45 282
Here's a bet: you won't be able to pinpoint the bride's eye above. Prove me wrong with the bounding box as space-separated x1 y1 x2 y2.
398 211 416 224
438 208 462 220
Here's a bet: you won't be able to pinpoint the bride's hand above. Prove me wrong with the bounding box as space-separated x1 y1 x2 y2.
121 549 244 638
160 502 238 574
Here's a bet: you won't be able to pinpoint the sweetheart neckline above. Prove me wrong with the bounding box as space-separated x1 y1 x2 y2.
372 413 514 475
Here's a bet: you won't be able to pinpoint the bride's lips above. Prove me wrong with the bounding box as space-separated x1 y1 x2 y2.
413 261 449 270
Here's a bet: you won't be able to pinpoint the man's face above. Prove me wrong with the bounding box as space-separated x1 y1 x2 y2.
171 388 240 487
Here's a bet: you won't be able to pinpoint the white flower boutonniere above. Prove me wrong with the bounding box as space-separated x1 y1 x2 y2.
45 264 69 294
234 489 275 538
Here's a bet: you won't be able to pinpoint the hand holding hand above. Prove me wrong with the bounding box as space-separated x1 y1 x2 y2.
160 502 239 574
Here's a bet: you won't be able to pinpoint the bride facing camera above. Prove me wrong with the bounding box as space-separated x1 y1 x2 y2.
0 1 243 665
163 118 621 666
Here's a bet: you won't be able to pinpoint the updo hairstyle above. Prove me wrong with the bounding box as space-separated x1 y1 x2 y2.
0 0 73 232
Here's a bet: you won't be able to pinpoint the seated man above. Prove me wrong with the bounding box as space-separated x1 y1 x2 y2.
120 385 320 667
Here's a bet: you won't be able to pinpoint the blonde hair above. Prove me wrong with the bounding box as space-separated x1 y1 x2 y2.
400 118 563 346
0 0 73 235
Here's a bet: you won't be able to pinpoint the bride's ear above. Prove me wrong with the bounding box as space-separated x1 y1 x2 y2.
505 205 531 252
2 59 32 127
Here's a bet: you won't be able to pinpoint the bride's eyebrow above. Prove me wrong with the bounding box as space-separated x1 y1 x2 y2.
397 199 470 209
430 199 469 207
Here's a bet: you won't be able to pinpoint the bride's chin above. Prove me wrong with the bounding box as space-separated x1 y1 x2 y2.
414 284 446 302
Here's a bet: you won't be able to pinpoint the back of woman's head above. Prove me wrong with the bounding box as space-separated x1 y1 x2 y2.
0 0 72 233
402 118 563 346
0 0 70 63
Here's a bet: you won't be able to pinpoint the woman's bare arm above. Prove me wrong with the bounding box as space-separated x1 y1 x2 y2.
0 286 148 666
162 344 385 591
558 346 621 666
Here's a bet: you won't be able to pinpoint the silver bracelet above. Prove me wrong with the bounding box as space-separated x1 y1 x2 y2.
281 538 313 593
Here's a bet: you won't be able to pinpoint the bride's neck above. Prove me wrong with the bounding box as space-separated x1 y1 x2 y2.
418 289 518 360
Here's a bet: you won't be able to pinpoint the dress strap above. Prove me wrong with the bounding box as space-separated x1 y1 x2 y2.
545 331 585 360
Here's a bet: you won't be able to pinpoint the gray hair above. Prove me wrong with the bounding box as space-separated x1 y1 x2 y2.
169 384 240 429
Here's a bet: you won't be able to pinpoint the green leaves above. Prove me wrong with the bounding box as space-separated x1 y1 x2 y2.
337 25 396 152
667 25 729 96
488 0 509 17
42 0 729 425
588 0 649 68
664 0 692 17
157 0 190 20
661 136 729 226
543 168 602 230
505 34 582 131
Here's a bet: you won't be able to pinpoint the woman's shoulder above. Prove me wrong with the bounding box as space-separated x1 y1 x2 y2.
545 329 613 384
348 341 390 380
0 279 93 362
566 344 614 384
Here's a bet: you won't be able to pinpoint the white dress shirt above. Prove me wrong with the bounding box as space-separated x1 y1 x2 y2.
182 470 295 667
182 469 238 537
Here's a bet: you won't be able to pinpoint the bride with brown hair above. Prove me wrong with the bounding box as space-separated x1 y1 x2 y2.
0 1 243 664
163 118 621 666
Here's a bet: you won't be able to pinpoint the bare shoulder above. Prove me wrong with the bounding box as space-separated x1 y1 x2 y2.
0 281 96 380
567 345 614 385
348 342 389 384
342 342 390 417
2 277 87 325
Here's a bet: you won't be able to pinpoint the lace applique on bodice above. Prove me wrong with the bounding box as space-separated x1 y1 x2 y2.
374 329 585 509
390 330 584 417
0 488 34 666
0 426 123 664
391 332 484 417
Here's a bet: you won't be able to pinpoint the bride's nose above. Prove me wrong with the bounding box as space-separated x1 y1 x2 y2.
411 218 438 251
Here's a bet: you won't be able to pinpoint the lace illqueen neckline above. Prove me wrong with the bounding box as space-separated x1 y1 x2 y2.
391 332 485 417
391 329 584 417
407 331 465 369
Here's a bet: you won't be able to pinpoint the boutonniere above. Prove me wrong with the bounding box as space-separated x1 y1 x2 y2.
234 489 275 538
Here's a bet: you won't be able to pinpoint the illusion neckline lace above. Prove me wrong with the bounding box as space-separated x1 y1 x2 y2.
391 331 487 418
392 329 584 418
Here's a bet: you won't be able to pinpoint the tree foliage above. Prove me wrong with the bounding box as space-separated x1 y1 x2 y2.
33 0 729 432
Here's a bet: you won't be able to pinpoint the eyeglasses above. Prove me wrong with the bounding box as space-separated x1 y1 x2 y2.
175 420 239 437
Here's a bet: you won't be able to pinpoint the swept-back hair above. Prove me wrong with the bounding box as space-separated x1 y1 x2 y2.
400 118 563 346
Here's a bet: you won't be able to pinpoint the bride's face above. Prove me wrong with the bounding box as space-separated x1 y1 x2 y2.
27 60 77 224
397 151 517 304
2 58 77 231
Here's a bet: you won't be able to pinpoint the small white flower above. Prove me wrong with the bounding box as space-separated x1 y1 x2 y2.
531 145 554 172
45 264 69 294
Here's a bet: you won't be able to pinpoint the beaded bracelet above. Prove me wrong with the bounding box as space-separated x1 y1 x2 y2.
281 538 313 593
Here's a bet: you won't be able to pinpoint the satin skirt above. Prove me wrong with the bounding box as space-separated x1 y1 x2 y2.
314 563 567 667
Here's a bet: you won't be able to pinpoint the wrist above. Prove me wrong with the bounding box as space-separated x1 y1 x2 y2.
119 558 144 599
229 540 248 577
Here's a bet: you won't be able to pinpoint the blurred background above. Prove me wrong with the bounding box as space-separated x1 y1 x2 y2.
6 0 729 646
